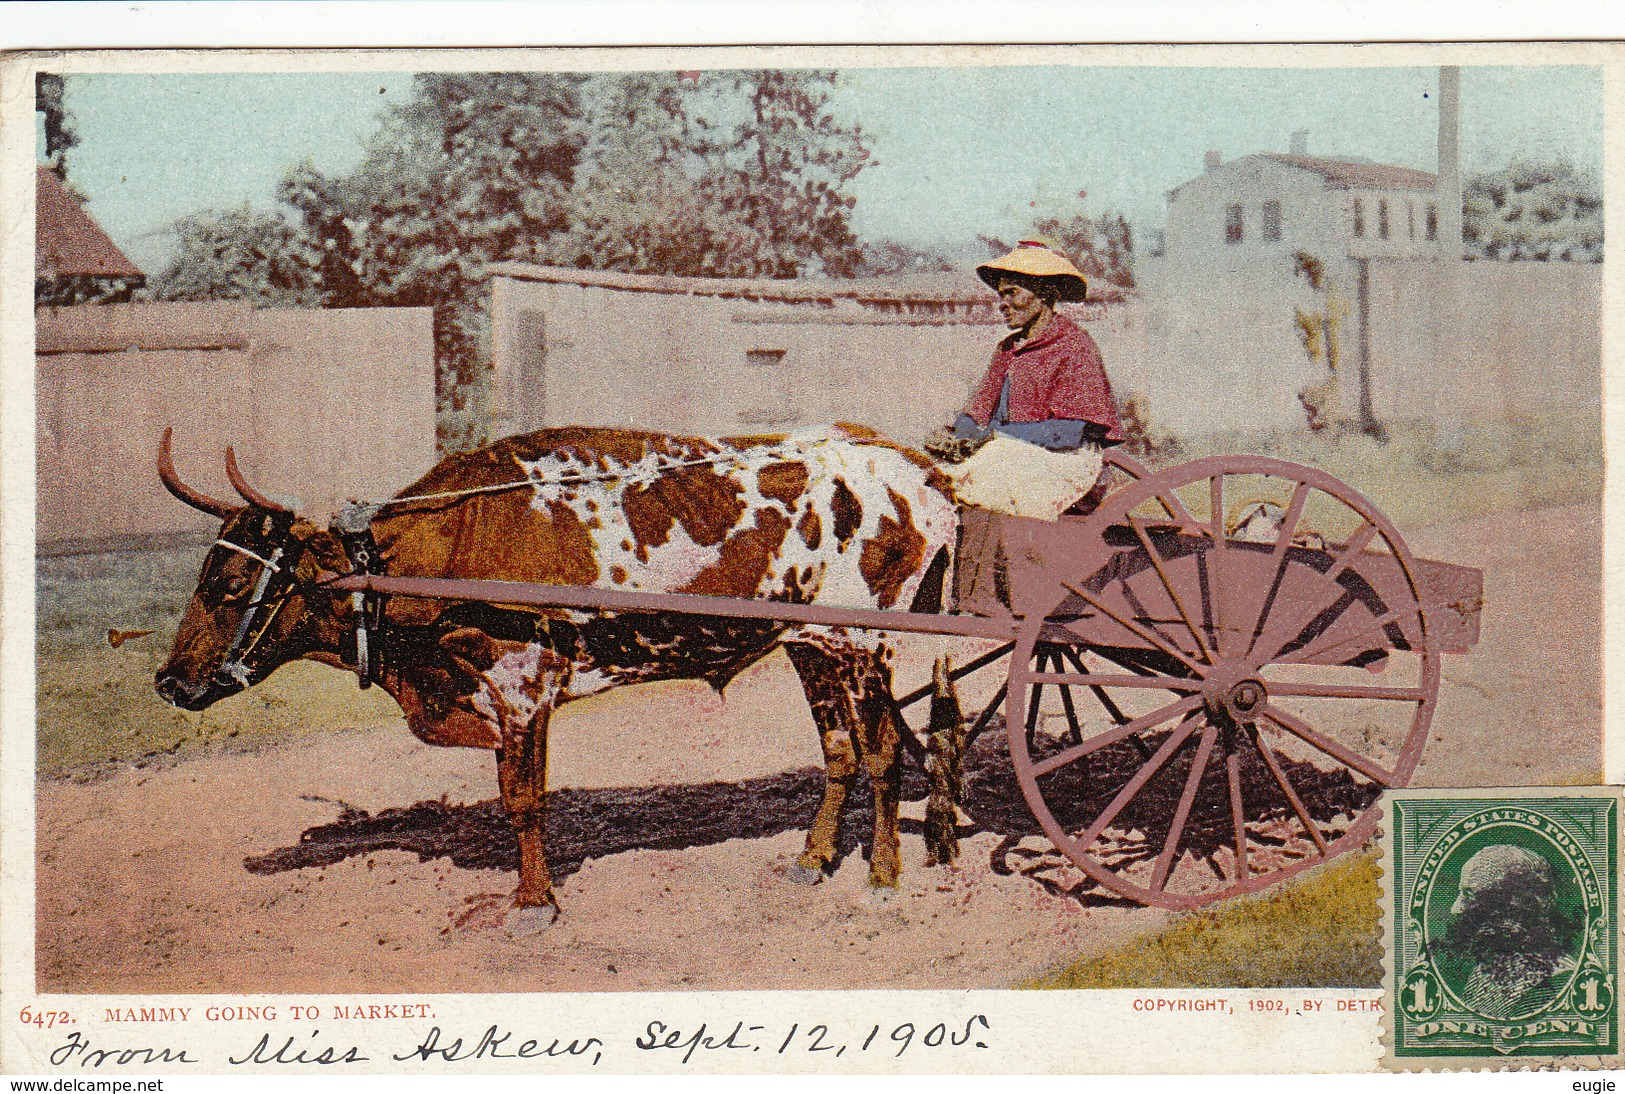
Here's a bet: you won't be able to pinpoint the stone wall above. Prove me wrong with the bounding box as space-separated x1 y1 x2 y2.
36 302 436 551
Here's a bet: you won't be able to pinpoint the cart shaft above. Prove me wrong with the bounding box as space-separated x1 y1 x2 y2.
331 574 1020 641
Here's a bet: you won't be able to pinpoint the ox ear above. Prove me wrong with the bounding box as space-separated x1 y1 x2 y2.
289 518 352 572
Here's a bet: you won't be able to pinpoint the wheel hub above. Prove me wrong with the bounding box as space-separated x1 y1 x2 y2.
1201 664 1267 725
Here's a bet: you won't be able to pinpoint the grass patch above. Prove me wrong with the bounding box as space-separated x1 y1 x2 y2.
1023 851 1382 989
36 544 401 779
1165 412 1601 529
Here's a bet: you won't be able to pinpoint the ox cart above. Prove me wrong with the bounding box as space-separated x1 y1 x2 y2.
324 447 1482 912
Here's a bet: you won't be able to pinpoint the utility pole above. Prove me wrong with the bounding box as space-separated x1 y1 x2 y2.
1432 65 1467 452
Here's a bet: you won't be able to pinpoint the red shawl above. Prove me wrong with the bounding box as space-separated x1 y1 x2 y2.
962 313 1125 443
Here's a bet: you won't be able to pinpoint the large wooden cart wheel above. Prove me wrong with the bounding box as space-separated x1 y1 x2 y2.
1007 455 1441 909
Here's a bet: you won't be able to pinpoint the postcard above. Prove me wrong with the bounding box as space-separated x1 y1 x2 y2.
2 41 1617 1075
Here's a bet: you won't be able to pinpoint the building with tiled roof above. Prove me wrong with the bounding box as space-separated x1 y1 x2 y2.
1164 139 1444 265
1256 153 1439 194
35 166 145 305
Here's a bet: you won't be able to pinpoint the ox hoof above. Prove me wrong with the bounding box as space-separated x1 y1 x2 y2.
865 885 900 907
505 904 560 936
786 864 825 887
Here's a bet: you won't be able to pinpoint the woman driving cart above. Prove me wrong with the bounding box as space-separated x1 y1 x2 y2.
925 240 1125 519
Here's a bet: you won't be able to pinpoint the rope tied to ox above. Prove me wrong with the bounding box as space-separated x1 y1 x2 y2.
339 432 841 520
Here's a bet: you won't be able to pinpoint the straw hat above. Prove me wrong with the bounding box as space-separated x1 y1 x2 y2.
975 239 1089 302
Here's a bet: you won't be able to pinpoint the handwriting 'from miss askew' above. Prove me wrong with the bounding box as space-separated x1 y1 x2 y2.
42 1015 991 1070
50 1032 195 1068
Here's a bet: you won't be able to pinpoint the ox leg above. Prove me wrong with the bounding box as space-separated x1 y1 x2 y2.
852 652 904 892
784 644 860 884
490 650 572 934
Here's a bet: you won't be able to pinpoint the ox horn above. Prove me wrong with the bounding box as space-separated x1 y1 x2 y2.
157 428 236 518
224 446 294 514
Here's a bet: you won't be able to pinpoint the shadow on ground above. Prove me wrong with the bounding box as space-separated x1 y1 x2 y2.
247 724 1377 910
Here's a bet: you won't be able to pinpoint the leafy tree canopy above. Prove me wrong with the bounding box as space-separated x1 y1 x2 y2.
157 205 324 308
36 72 78 179
981 196 1137 293
1463 159 1602 261
154 70 872 449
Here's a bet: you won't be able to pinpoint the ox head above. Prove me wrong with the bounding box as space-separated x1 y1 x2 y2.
154 429 352 710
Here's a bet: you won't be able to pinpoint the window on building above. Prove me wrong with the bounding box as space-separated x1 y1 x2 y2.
1225 203 1243 244
746 348 787 367
1378 199 1390 240
1426 203 1438 241
1353 198 1365 238
1261 200 1282 242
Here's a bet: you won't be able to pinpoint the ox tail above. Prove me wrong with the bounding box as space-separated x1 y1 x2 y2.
924 654 966 868
908 546 951 615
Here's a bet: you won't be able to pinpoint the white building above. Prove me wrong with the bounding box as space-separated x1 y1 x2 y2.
1141 137 1446 435
1165 142 1443 279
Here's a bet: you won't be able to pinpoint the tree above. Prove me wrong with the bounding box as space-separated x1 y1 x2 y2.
691 70 869 278
563 72 715 275
1023 212 1134 290
154 205 323 307
561 70 869 279
276 72 589 450
1291 250 1383 440
855 240 954 276
983 198 1138 293
1463 159 1602 261
36 72 78 180
158 69 873 451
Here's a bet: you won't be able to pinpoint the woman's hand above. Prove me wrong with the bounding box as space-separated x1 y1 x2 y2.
924 425 987 464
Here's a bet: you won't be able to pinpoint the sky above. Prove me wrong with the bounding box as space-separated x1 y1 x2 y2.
47 64 1604 276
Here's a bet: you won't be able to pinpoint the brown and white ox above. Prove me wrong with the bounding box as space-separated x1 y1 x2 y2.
155 423 957 930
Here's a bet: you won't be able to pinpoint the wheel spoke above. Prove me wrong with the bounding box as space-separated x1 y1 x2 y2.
1150 489 1203 533
1128 517 1213 664
1028 671 1200 693
1261 521 1379 662
1076 712 1203 850
894 642 1014 709
1030 694 1202 778
1059 646 1134 727
1151 721 1219 891
951 684 1002 752
1251 726 1330 857
1243 481 1312 657
1275 596 1431 667
1025 658 1047 752
1264 681 1429 702
1261 703 1395 786
1226 744 1248 880
1056 675 1084 747
1104 449 1150 480
1060 581 1207 676
1208 474 1227 658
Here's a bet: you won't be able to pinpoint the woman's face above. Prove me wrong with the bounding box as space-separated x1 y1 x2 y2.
996 280 1049 332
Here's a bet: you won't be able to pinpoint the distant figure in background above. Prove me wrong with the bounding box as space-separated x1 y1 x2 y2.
925 240 1124 519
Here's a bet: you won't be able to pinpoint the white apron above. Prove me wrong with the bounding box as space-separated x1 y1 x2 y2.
945 434 1106 520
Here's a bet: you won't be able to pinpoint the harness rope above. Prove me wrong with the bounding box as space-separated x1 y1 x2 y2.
212 538 281 571
369 436 837 509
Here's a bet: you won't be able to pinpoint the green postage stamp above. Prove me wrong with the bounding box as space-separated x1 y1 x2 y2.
1383 788 1622 1068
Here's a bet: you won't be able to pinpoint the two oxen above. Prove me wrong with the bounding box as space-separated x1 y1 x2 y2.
156 424 959 928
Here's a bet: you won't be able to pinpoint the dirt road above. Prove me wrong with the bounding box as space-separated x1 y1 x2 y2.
35 504 1600 993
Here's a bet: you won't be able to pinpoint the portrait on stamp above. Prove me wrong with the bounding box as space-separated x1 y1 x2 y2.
1389 794 1618 1062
